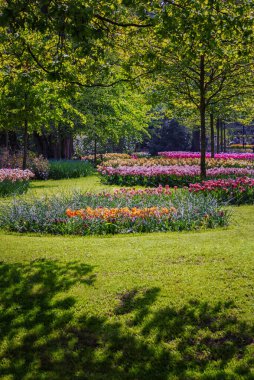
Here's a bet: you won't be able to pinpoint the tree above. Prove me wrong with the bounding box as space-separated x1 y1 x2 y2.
72 84 151 161
143 0 254 177
146 117 191 155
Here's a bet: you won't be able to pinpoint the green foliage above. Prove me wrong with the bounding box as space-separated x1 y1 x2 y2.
0 180 30 197
48 160 94 180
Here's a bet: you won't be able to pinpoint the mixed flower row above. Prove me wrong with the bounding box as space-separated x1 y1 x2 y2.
99 165 254 177
66 206 176 220
98 165 254 187
82 153 131 162
159 151 254 160
97 177 254 205
188 177 254 205
0 190 228 235
101 157 253 169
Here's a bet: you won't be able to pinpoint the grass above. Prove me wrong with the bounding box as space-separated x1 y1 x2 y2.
28 174 107 196
0 176 254 379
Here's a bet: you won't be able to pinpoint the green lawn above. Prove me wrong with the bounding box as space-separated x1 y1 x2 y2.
0 176 254 379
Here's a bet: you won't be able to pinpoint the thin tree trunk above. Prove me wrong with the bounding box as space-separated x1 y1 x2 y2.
223 122 226 152
5 131 9 149
22 120 28 170
23 92 29 170
210 113 215 158
220 119 224 152
216 118 220 153
94 138 97 165
200 55 206 179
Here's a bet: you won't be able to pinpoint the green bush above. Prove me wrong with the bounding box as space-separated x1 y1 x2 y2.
48 160 94 179
0 180 30 197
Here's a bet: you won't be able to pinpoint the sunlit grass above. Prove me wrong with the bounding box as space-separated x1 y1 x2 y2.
0 176 253 379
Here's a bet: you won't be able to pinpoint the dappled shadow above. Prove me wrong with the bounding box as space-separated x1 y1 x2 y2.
0 259 95 379
0 264 253 380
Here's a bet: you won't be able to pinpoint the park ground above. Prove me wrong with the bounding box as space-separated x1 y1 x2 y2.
0 175 253 379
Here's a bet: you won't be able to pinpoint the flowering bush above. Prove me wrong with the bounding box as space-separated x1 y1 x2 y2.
0 149 49 179
189 177 254 205
98 165 254 187
0 169 34 196
159 151 254 160
0 189 228 234
29 155 49 179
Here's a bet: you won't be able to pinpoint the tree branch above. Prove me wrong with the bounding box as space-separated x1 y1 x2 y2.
69 70 153 88
94 14 153 28
26 44 57 76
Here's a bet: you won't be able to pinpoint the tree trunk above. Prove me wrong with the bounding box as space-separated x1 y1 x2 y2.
191 129 200 152
216 118 220 153
199 55 206 179
220 119 224 152
22 120 28 170
210 113 215 158
223 122 226 152
94 138 97 165
5 131 9 149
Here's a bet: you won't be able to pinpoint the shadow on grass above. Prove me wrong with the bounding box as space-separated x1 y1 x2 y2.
0 262 253 380
29 183 59 189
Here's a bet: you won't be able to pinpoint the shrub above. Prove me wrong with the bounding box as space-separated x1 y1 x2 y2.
0 169 34 196
48 160 94 179
28 155 49 179
0 189 228 235
0 149 49 179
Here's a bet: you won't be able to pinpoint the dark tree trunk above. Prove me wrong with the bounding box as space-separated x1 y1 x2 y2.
216 118 220 153
199 55 206 179
210 113 215 158
242 125 245 149
220 119 224 152
22 120 28 170
0 132 7 148
223 122 226 152
191 129 200 152
5 132 9 149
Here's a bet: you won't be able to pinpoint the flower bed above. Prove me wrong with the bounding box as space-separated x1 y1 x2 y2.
98 165 254 187
0 190 228 235
102 157 253 169
159 151 254 160
189 177 254 205
81 153 131 163
0 169 34 196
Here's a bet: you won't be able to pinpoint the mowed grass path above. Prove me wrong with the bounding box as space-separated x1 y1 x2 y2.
0 176 254 379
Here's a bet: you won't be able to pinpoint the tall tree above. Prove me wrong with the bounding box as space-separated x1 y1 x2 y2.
143 0 254 177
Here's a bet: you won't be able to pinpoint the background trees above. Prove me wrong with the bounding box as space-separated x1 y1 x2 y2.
0 0 254 176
